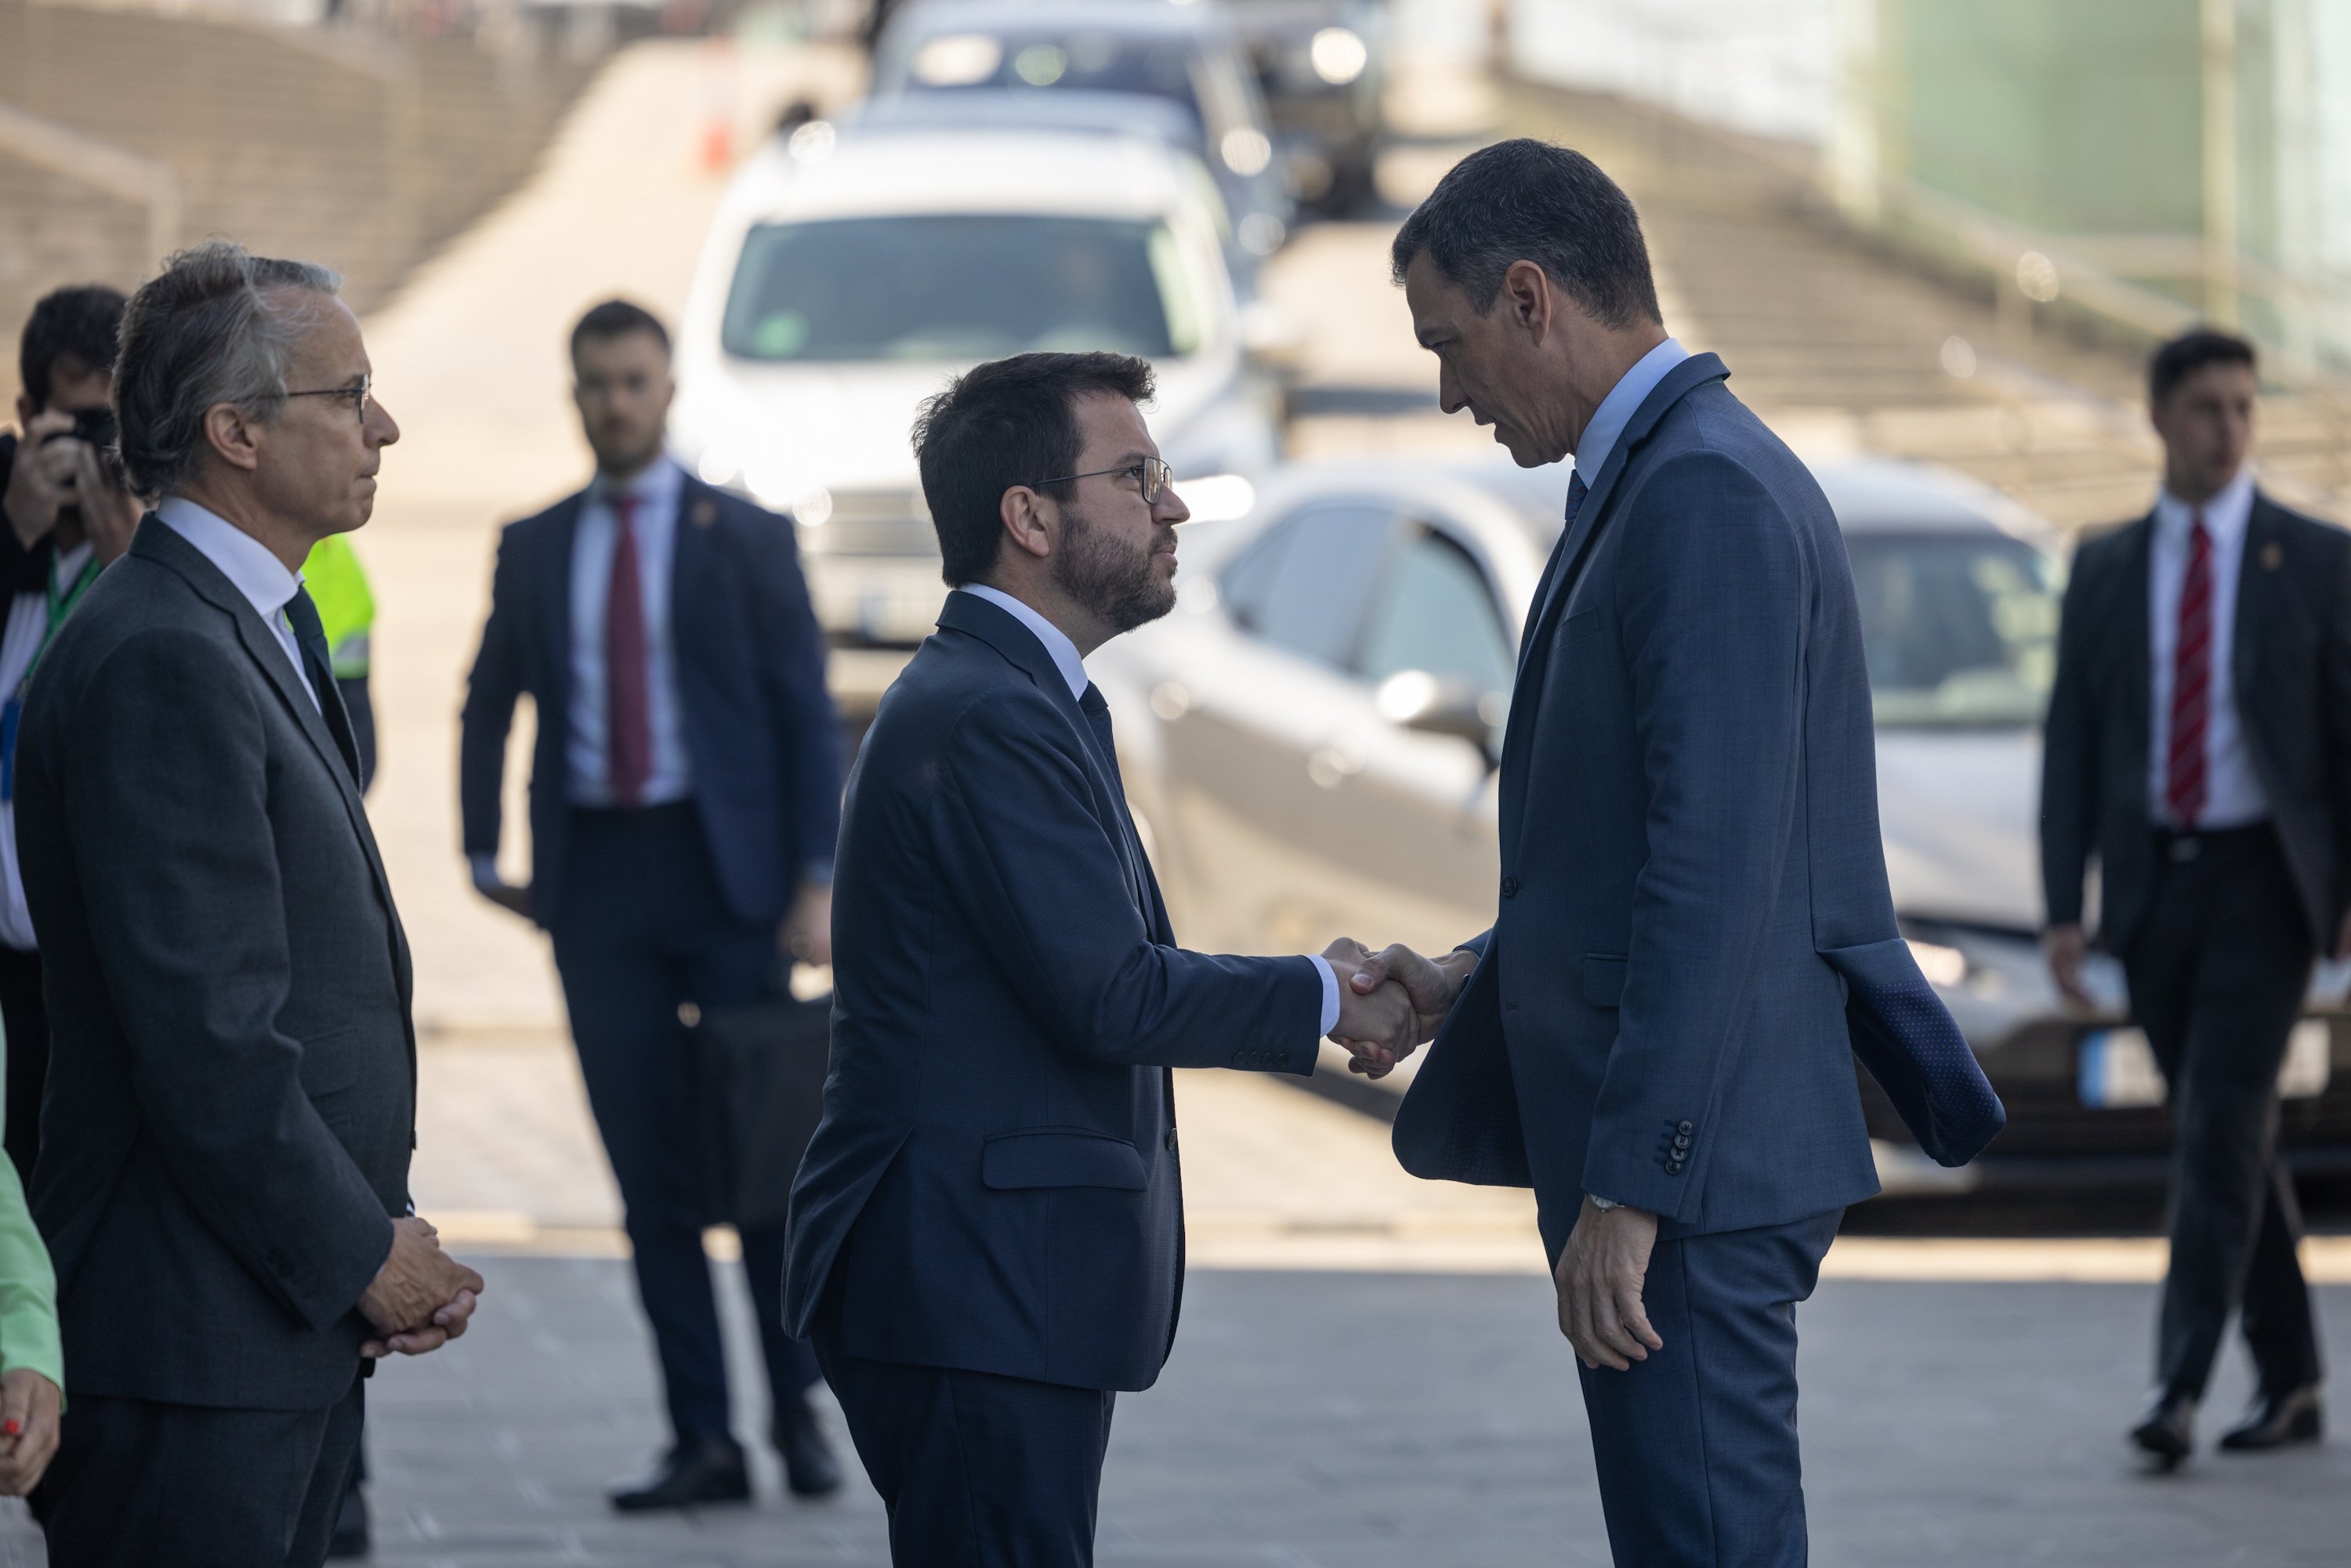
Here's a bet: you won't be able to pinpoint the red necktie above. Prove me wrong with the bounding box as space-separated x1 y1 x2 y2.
2164 514 2212 827
606 494 651 806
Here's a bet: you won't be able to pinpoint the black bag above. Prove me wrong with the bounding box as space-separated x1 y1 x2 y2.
683 969 834 1230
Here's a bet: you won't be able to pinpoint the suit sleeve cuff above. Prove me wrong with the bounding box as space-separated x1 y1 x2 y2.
1310 955 1339 1036
468 852 502 893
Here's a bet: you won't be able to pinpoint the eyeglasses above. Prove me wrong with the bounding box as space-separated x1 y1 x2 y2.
284 376 372 423
1032 456 1173 505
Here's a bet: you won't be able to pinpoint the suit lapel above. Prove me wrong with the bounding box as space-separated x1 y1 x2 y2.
132 520 414 1001
2233 494 2287 772
938 593 1154 918
539 493 584 704
2115 515 2154 778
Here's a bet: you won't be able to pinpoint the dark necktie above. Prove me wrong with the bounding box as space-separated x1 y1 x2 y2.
1566 469 1589 526
606 494 652 806
1080 683 1150 911
2164 512 2212 827
284 585 364 788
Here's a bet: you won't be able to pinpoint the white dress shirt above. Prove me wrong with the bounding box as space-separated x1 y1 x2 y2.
154 497 318 712
0 538 94 951
2147 469 2268 828
1574 337 1690 489
956 585 1342 1034
567 458 692 806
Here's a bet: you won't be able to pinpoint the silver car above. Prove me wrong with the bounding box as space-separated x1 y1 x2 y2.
1095 455 2351 1192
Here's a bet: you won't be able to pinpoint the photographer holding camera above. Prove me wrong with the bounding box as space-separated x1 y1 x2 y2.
0 285 139 1185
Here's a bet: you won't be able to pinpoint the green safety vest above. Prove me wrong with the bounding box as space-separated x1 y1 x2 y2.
301 534 375 679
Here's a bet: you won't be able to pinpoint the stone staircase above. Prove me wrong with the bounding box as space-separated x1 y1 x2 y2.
0 0 597 346
1502 78 2351 531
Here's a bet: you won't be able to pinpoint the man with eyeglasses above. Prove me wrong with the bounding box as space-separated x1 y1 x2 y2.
20 241 481 1567
459 299 846 1511
782 350 1418 1566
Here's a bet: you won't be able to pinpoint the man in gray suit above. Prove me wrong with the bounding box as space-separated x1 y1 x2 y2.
17 241 482 1567
1348 141 1991 1566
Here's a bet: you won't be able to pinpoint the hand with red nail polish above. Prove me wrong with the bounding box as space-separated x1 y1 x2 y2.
0 1367 60 1495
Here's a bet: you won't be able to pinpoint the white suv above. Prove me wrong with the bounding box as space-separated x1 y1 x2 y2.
673 119 1281 711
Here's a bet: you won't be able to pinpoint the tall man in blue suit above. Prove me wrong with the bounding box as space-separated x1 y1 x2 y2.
1346 142 1997 1566
783 352 1418 1566
460 300 846 1510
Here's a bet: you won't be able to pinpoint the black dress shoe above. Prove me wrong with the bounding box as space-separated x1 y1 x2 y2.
608 1436 753 1512
325 1479 369 1557
775 1395 843 1497
2131 1390 2197 1465
2218 1384 2324 1451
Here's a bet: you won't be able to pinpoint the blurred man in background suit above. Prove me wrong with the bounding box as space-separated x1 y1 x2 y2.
20 241 480 1568
0 285 141 1186
2044 328 2344 1465
461 299 845 1510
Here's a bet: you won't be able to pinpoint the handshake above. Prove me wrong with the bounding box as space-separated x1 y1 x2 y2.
1320 938 1479 1079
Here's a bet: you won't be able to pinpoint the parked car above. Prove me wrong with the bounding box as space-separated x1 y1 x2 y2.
1090 454 2351 1193
868 0 1293 273
1223 0 1386 213
672 118 1283 714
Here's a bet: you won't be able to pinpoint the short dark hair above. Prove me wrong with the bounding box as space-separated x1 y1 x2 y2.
115 241 341 496
2150 327 2256 408
571 299 669 362
1390 139 1661 328
911 351 1155 587
20 284 128 410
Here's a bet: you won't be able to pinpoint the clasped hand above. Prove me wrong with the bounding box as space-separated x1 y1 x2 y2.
1318 939 1476 1078
357 1215 486 1359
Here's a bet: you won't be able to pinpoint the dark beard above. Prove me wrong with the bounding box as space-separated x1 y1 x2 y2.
1052 500 1176 635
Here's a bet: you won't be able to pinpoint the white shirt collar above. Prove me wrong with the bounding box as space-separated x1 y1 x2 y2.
153 495 304 622
591 455 683 511
1573 337 1691 490
957 584 1089 701
2154 468 2255 550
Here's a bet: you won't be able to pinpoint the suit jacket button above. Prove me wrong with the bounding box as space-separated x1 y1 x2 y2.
1230 1051 1245 1067
1165 1126 1179 1152
1677 1120 1694 1135
1665 1161 1683 1175
1500 876 1521 898
1672 1135 1691 1150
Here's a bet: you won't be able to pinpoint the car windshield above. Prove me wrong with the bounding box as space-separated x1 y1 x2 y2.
1846 531 2063 727
722 215 1202 363
903 31 1204 122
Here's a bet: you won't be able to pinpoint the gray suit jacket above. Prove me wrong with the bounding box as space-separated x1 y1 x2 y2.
17 516 415 1411
1396 355 1996 1255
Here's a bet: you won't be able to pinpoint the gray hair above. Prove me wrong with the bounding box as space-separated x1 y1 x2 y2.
1389 139 1661 329
113 240 342 496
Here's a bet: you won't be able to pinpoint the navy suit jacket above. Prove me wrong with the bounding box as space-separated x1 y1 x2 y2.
458 473 842 927
1394 354 2000 1256
784 591 1324 1392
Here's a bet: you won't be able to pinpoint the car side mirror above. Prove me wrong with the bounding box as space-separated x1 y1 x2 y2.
1376 670 1502 771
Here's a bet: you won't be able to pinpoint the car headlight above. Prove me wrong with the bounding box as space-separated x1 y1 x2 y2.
1310 27 1368 85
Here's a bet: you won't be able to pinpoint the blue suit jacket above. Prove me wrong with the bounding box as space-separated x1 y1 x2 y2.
1393 354 2000 1255
458 474 842 927
784 592 1324 1392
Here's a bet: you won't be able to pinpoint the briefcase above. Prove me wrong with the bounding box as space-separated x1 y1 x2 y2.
682 968 834 1231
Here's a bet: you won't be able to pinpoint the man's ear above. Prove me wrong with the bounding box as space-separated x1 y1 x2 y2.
202 402 265 474
998 485 1055 563
12 396 34 431
1500 259 1553 345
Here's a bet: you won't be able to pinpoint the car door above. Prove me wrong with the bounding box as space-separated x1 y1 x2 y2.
1154 495 1400 955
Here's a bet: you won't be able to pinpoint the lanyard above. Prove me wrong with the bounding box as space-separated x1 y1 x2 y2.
26 552 97 686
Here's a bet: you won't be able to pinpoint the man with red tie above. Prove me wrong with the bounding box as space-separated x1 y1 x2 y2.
459 300 845 1508
2043 327 2348 1466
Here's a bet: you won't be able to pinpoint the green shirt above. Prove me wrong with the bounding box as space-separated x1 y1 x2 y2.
0 1032 61 1392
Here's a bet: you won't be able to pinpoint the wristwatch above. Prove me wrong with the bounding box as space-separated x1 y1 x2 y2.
1586 1194 1624 1213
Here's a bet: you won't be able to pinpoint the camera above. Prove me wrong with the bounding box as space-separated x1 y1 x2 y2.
39 406 126 492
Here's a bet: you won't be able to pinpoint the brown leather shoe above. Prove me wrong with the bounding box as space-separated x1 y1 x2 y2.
2130 1390 2197 1467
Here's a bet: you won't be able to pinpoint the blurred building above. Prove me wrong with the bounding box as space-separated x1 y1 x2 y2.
1509 0 2351 385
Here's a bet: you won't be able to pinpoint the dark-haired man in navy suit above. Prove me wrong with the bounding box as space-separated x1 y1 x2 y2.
784 349 1418 1567
1351 140 2000 1568
460 300 845 1511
